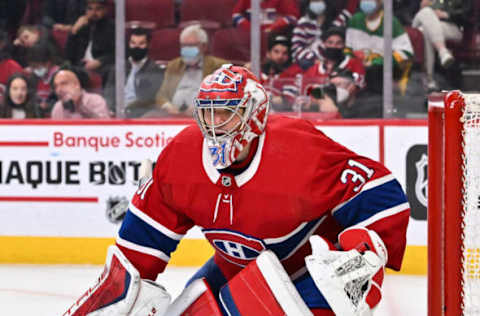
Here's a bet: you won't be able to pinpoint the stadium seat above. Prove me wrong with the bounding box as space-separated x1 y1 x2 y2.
212 28 268 63
126 0 175 28
180 0 237 27
149 28 182 62
404 27 425 67
52 29 69 53
87 71 103 95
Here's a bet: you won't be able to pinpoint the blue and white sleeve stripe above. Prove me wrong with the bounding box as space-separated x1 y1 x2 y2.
331 175 409 227
117 203 184 262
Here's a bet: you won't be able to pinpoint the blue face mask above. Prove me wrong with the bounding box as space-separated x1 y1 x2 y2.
360 0 378 15
309 1 326 15
181 46 200 64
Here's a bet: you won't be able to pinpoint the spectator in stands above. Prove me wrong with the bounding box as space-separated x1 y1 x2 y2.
291 0 338 69
0 31 24 104
412 0 466 91
303 27 366 114
0 73 38 119
104 27 164 117
42 0 87 32
155 24 228 116
25 44 60 118
51 66 111 119
346 0 413 94
232 0 300 33
260 33 293 77
12 24 62 67
346 0 414 117
65 0 114 82
253 32 303 111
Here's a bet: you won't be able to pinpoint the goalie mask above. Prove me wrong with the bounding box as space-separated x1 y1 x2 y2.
194 64 270 169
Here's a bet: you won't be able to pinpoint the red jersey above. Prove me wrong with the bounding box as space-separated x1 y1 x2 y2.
116 116 410 283
232 0 299 32
304 55 366 91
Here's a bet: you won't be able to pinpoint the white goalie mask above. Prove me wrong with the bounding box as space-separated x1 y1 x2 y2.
194 64 270 169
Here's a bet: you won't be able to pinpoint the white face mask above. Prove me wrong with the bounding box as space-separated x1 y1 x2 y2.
336 86 350 104
360 0 378 15
309 1 326 15
33 67 48 78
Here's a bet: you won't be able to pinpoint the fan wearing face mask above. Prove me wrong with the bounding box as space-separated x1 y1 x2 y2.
346 0 414 96
291 0 338 70
154 24 228 117
300 27 366 116
104 27 164 117
25 43 60 118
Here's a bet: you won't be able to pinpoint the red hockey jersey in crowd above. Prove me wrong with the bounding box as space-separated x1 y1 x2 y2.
232 0 300 32
303 55 366 92
116 116 410 282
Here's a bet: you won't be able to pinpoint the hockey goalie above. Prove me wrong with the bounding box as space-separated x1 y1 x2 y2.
63 65 410 315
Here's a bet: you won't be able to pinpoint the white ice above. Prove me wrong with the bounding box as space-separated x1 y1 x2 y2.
0 264 426 316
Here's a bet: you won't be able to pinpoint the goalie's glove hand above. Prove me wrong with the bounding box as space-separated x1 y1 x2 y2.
306 228 387 316
338 228 387 312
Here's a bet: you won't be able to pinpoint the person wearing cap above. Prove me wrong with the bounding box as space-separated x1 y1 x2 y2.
302 26 366 115
65 0 114 81
246 32 303 112
261 33 293 77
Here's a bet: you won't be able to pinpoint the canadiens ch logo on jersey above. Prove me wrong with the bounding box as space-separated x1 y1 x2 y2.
203 230 266 266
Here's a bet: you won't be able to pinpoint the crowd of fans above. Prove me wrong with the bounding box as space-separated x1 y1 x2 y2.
0 0 478 119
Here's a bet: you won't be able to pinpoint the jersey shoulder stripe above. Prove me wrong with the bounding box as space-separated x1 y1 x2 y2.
129 202 184 241
332 177 408 227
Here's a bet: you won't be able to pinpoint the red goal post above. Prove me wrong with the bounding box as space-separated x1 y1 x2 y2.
428 91 480 316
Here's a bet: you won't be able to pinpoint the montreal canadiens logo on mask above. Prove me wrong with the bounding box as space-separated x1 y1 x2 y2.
203 229 266 266
200 68 243 93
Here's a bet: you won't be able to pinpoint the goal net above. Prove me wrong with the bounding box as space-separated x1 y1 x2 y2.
428 91 480 316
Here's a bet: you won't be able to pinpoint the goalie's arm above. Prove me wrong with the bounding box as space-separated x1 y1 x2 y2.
116 153 194 280
328 157 410 271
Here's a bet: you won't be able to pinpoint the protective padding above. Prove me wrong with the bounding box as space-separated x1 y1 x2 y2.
63 246 140 316
166 278 222 316
220 250 313 316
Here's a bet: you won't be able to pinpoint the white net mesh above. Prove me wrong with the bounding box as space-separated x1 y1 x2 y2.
461 93 480 314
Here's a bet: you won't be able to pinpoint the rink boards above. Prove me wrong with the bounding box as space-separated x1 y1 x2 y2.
0 118 428 274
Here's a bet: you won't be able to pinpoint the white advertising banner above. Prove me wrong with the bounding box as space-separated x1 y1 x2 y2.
0 119 427 244
0 122 188 237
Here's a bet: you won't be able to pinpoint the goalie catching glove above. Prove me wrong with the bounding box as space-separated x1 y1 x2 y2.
63 245 170 316
305 227 387 316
